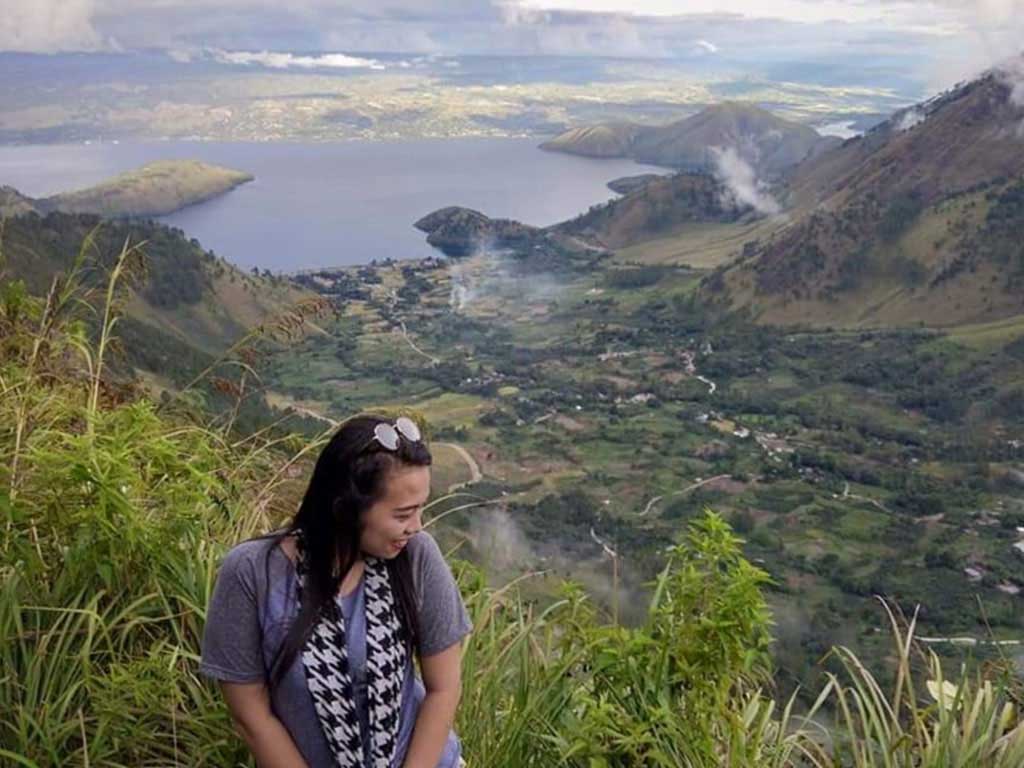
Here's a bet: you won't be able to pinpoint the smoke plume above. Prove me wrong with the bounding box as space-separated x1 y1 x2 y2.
445 245 566 313
709 146 781 217
895 108 925 131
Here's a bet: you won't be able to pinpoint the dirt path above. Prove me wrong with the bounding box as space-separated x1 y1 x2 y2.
841 481 894 515
695 374 716 394
639 474 732 517
397 320 440 366
436 441 482 492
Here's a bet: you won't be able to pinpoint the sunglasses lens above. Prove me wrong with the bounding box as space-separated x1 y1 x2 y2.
374 423 400 450
395 416 421 442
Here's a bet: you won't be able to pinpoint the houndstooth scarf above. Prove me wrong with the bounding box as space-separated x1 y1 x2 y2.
294 531 408 768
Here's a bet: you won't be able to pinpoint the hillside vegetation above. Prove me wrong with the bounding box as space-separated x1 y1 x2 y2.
2 240 1023 766
1 212 315 359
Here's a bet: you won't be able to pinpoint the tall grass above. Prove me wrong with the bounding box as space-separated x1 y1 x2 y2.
1 238 1021 766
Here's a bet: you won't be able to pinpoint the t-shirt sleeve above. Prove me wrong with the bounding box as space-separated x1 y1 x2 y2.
413 532 473 658
199 543 267 684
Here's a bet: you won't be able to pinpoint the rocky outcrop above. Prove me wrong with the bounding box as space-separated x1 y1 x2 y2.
414 206 610 270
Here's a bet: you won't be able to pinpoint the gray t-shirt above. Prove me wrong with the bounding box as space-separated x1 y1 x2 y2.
200 530 473 768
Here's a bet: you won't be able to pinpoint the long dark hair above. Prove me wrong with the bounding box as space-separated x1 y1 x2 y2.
267 413 431 688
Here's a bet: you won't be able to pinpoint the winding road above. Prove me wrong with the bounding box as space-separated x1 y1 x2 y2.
639 474 733 517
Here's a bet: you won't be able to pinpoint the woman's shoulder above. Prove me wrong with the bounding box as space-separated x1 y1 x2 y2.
404 530 444 567
218 534 284 584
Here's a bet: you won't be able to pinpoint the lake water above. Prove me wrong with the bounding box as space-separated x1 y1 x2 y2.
0 139 665 271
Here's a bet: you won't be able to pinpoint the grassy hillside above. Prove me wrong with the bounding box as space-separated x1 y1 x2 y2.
710 179 1024 327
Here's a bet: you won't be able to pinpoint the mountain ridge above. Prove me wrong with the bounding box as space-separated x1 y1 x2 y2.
707 62 1024 328
541 102 839 178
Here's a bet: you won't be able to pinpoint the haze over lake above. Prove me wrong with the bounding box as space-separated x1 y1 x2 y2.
0 139 665 271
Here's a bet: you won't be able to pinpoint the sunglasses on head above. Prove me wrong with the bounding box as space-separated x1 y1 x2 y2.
364 416 423 452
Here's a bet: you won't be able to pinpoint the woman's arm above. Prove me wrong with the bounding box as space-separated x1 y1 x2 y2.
402 641 464 768
220 681 310 768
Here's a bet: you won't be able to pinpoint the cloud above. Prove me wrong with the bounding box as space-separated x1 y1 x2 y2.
0 0 107 53
212 49 384 69
996 54 1024 107
0 0 1015 91
710 146 781 216
816 120 860 139
912 1 1024 90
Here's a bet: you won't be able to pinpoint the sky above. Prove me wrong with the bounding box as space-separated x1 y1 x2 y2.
1 1 1022 91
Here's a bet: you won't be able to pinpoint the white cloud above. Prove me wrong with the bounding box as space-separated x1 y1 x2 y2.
914 1 1024 90
816 120 859 139
0 0 108 53
212 49 384 69
520 0 914 25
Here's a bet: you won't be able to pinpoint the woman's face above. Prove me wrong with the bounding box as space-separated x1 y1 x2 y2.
359 463 431 559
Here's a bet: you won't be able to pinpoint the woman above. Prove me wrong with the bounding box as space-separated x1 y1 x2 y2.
200 414 473 768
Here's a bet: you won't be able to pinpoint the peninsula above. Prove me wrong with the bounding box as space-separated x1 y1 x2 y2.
1 160 254 219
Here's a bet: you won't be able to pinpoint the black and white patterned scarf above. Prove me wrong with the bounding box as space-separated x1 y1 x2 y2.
294 532 408 768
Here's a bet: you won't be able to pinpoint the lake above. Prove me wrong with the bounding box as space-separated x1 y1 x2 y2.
0 139 665 271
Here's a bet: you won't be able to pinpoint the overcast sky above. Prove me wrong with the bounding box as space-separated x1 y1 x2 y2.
2 1 1021 91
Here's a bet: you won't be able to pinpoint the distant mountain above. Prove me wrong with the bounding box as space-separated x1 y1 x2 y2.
707 61 1024 327
541 102 839 178
541 122 642 158
0 160 253 219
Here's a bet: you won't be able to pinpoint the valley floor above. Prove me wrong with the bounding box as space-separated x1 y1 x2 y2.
264 220 1024 694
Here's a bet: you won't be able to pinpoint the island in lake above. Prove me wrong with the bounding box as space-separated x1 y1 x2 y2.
0 160 253 219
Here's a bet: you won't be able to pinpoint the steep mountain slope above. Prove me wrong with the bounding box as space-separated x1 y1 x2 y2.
706 63 1024 328
542 102 838 178
0 212 318 369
